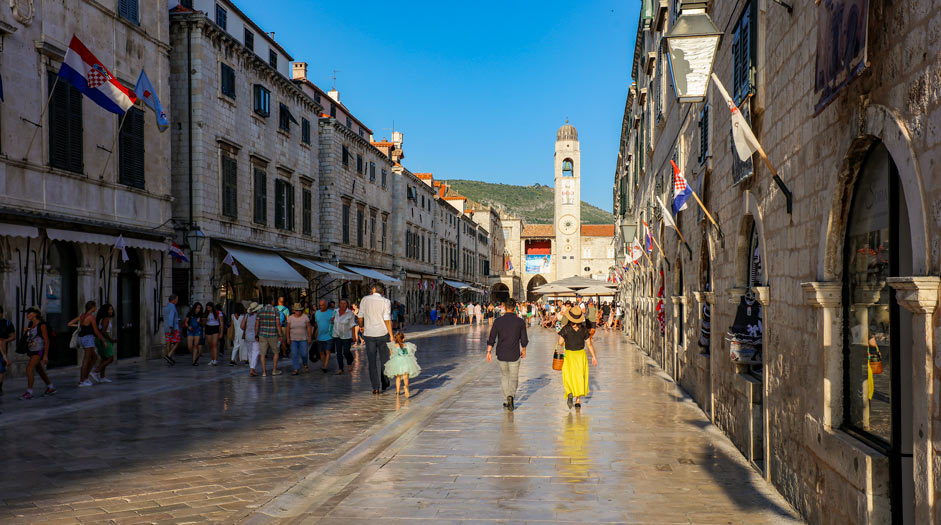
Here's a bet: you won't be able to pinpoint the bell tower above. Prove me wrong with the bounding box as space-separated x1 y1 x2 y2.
554 123 581 279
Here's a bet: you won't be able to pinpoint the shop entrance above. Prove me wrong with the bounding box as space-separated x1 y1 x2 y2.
46 241 78 368
117 249 141 359
491 283 510 304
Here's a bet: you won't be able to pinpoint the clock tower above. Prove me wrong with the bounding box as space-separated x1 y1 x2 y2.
554 123 581 279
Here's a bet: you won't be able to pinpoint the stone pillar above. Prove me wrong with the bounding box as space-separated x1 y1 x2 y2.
800 282 843 427
671 295 685 380
887 276 939 525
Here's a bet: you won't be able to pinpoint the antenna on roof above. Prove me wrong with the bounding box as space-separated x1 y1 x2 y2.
331 69 340 90
565 116 569 123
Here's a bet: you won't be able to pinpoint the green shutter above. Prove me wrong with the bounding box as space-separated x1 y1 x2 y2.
119 107 145 188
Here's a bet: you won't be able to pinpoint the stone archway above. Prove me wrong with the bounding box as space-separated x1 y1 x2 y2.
491 282 510 304
526 274 547 302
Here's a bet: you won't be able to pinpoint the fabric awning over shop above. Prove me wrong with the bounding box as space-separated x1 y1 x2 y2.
222 245 308 289
345 266 401 285
46 228 166 251
1 223 40 239
443 279 471 290
287 257 362 280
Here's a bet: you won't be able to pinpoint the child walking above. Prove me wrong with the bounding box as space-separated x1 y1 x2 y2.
384 332 421 398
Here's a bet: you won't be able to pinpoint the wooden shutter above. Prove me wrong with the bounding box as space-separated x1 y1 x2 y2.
342 204 350 243
732 3 754 104
274 179 285 229
699 103 709 165
221 155 238 218
302 189 312 235
287 183 295 231
253 169 267 224
119 107 145 189
119 0 139 24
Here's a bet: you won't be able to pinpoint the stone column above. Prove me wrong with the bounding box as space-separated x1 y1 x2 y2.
753 285 771 481
887 276 939 525
671 295 685 380
800 282 843 427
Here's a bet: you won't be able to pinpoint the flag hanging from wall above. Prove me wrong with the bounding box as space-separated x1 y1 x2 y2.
58 35 137 114
114 235 129 262
134 70 169 132
222 252 239 276
168 242 189 263
671 160 693 215
711 73 761 162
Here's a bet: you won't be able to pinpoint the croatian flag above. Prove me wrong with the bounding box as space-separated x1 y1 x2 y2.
58 35 137 115
505 258 514 271
629 238 644 263
671 160 693 215
168 242 188 263
643 222 654 253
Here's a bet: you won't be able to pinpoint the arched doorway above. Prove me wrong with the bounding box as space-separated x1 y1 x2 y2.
117 248 141 358
526 275 547 302
843 142 913 524
491 283 510 304
46 241 78 368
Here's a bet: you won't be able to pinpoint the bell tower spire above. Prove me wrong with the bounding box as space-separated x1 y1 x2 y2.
554 122 581 279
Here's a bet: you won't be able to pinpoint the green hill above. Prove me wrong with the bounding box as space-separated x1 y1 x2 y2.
442 180 615 225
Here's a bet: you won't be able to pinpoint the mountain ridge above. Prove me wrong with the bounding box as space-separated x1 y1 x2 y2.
442 180 614 225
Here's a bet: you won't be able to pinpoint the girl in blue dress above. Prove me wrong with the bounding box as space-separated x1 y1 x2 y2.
384 332 420 398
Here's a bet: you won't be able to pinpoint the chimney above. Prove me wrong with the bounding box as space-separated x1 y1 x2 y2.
391 131 403 147
328 89 340 103
292 62 308 80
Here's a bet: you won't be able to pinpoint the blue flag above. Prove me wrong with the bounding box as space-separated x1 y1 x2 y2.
134 70 169 132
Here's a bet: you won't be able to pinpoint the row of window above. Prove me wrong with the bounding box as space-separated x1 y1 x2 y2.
340 202 388 252
221 155 313 235
220 63 312 145
340 145 388 187
405 230 432 263
214 3 279 69
440 240 458 271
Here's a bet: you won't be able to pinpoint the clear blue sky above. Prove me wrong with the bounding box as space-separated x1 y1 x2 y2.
237 0 640 213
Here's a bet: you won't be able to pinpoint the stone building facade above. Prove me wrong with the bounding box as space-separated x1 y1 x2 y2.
616 1 941 523
0 0 174 369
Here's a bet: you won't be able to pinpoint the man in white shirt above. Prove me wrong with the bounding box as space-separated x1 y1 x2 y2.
357 283 395 394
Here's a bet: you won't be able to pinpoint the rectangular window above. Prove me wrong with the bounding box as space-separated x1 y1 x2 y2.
118 0 139 24
301 118 311 144
215 4 226 30
369 216 376 249
279 103 297 132
381 220 387 252
356 209 364 247
342 203 350 244
732 2 755 104
118 107 145 189
269 49 277 69
221 154 238 218
356 154 363 174
220 63 236 98
698 103 709 165
330 104 336 118
381 169 387 188
274 179 294 231
342 145 350 167
369 162 376 182
48 74 83 174
244 29 254 51
314 92 321 104
302 188 312 235
731 102 755 184
253 168 267 224
253 85 270 117
655 51 663 123
346 116 352 128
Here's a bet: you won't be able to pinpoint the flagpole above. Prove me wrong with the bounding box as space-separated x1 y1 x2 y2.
24 77 61 162
101 109 131 179
689 189 724 239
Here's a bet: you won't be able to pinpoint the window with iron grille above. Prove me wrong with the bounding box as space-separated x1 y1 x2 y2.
732 2 756 105
119 0 139 24
220 63 236 98
215 4 226 30
301 118 310 144
698 103 709 165
342 203 350 243
302 188 312 235
369 162 376 182
342 145 349 167
268 49 277 69
381 169 387 188
274 179 294 231
221 154 238 218
48 74 83 174
356 154 363 174
253 85 270 117
356 209 364 247
253 168 267 224
244 29 254 52
118 107 145 189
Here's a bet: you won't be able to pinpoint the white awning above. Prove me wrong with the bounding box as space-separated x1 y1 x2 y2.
46 228 166 251
287 257 362 280
443 279 471 290
345 266 401 285
222 245 308 289
1 223 39 239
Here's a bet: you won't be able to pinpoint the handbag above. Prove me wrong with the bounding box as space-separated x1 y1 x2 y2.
69 327 81 350
552 344 564 371
15 332 28 354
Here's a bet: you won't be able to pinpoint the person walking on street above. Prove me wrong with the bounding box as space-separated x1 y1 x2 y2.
204 302 224 366
313 300 334 373
276 297 290 357
0 306 15 394
91 304 116 383
163 295 181 365
332 299 357 375
286 303 312 375
351 303 363 346
474 302 482 325
241 303 261 376
69 301 104 387
255 297 283 376
229 303 246 366
19 307 56 399
558 306 598 409
183 303 204 365
358 283 395 394
384 332 421 398
486 299 528 411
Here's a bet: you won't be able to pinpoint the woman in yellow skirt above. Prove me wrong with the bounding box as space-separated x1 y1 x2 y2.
557 306 598 409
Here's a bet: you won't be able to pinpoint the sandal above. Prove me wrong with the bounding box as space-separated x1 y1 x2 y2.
291 370 299 376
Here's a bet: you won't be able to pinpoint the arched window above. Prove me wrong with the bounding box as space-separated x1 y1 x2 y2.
842 142 911 449
562 159 574 177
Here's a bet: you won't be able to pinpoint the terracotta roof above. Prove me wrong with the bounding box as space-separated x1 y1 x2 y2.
522 225 555 238
414 173 433 179
443 196 466 201
581 224 616 236
371 141 395 147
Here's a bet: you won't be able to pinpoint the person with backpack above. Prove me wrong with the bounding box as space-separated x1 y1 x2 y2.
0 306 15 394
18 307 56 399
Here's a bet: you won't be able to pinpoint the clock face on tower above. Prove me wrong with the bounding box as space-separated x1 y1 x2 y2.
558 214 578 235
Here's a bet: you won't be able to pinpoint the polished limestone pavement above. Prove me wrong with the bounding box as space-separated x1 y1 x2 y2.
0 322 802 524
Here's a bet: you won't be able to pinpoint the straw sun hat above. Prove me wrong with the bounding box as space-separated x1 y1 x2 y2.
565 306 586 324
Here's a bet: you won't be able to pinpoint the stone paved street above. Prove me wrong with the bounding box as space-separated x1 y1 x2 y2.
0 324 801 524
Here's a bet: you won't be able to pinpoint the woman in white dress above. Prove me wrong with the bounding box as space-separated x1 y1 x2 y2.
229 302 246 366
241 302 261 376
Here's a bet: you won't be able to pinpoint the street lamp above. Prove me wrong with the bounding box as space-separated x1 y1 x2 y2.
664 1 722 103
186 224 206 252
619 221 637 245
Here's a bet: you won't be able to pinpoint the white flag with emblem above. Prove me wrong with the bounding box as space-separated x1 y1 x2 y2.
222 252 239 276
711 73 761 162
